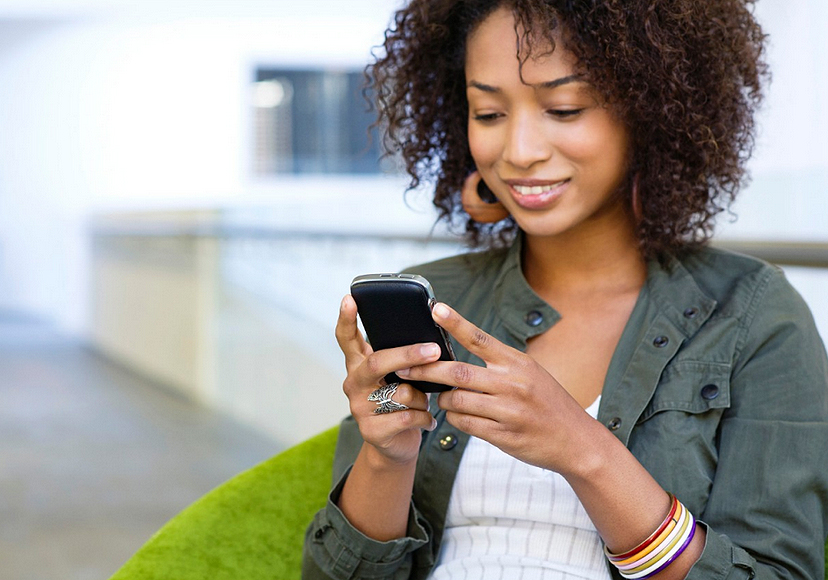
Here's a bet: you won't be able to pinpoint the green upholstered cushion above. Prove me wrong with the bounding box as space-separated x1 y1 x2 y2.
109 426 338 580
110 424 828 579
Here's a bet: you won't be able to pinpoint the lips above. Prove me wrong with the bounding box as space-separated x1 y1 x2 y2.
512 181 568 196
507 179 570 209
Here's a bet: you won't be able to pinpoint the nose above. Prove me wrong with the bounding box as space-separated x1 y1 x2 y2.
502 110 552 169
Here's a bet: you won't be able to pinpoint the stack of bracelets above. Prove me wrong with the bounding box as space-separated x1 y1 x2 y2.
604 493 697 579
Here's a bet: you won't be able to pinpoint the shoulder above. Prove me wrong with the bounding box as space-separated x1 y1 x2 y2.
676 245 807 322
679 246 828 417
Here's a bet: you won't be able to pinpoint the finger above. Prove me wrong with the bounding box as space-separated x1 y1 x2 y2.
353 342 442 390
443 409 501 440
335 295 370 367
362 382 430 414
362 408 439 438
436 384 498 417
388 382 430 412
431 302 509 363
398 360 498 395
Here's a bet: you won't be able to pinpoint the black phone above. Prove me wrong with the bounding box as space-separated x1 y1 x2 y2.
350 273 455 392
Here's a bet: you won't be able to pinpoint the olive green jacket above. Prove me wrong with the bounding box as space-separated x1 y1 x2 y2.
304 240 828 580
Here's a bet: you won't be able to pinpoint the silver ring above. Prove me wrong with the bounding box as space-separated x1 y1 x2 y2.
368 383 409 414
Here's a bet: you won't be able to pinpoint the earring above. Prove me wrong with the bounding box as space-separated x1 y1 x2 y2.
461 171 510 223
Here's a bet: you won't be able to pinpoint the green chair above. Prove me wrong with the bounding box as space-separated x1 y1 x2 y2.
110 425 828 580
109 426 339 580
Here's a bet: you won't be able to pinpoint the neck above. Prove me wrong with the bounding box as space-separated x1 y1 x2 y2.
522 206 647 300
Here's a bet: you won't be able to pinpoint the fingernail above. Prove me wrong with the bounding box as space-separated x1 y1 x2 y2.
397 368 410 377
433 303 449 319
421 343 440 357
428 417 438 431
340 296 349 310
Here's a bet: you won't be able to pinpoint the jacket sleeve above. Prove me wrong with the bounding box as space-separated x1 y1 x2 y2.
685 269 828 580
302 417 434 580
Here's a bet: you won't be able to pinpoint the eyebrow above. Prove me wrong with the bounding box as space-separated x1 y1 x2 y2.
468 75 583 93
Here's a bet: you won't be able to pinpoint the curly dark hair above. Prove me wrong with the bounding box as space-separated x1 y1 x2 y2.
366 0 769 259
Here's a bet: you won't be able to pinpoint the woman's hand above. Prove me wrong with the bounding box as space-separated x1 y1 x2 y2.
335 294 440 466
396 303 708 572
398 302 594 475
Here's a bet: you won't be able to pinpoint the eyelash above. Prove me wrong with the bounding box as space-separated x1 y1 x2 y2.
472 113 502 122
549 109 584 118
472 109 585 122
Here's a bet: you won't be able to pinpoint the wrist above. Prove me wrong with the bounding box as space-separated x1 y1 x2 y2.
561 416 623 483
361 442 419 473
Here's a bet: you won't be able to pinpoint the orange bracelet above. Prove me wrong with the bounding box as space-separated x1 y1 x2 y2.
618 503 689 572
612 501 684 567
605 492 678 562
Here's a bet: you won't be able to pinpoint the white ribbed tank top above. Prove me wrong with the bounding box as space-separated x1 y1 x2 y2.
427 397 611 580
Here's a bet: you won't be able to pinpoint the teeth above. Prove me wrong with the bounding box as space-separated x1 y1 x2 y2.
513 181 566 195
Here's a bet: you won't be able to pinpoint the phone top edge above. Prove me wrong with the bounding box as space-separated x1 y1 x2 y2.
350 273 434 295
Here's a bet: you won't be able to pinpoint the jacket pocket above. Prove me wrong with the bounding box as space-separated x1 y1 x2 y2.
637 361 731 423
630 361 731 514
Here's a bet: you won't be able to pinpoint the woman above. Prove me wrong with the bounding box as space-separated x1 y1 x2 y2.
304 1 828 578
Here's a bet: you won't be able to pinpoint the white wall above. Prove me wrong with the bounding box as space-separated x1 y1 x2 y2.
719 0 828 240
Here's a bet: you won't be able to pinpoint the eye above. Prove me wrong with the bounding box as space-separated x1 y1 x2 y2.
548 108 584 119
472 112 502 122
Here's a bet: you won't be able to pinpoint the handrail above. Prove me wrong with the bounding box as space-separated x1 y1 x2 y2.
712 240 828 269
89 224 462 246
90 222 828 269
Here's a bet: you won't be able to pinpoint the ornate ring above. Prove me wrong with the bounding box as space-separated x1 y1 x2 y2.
368 383 409 414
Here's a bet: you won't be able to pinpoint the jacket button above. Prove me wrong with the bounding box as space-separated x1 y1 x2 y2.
700 384 720 400
525 310 544 327
683 307 699 319
653 335 669 348
607 417 622 431
439 434 458 450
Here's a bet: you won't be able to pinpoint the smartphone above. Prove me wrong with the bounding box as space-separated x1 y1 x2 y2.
350 273 455 392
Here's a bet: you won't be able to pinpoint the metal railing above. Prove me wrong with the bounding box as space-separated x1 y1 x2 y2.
91 217 828 270
712 240 828 269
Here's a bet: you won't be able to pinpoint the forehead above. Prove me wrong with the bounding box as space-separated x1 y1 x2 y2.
465 6 579 85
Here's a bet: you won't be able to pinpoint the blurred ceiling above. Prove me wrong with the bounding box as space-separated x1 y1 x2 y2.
0 0 399 20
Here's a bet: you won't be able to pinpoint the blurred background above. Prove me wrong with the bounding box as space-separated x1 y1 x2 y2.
0 0 825 578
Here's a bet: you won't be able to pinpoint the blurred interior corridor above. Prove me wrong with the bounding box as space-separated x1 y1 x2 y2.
0 313 280 580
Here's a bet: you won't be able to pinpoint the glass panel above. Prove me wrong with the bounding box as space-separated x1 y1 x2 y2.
253 68 392 174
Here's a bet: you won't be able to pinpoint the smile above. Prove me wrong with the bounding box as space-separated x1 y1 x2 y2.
512 181 569 196
507 179 570 210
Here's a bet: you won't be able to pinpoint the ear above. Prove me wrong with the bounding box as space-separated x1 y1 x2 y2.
461 171 510 223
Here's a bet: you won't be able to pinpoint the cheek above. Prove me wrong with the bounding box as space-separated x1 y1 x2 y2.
561 119 629 177
558 123 608 162
468 125 499 167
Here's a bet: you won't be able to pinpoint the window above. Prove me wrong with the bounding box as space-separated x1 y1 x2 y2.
252 68 393 174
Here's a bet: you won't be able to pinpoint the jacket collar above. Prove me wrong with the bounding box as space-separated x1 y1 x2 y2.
491 233 559 346
645 254 718 339
491 233 718 344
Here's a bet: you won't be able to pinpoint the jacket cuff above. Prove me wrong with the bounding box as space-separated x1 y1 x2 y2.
684 521 756 580
306 468 431 579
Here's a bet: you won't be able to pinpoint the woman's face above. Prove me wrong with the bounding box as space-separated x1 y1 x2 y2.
465 7 632 242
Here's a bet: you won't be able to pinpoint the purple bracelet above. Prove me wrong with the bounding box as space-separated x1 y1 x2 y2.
637 518 697 580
